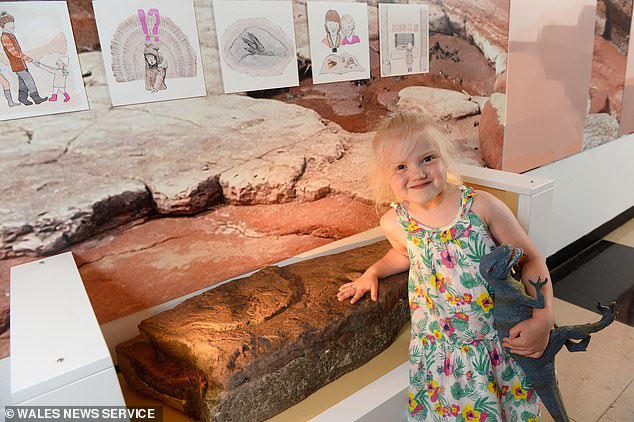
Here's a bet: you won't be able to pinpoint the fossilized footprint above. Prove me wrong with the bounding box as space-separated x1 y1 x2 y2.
221 17 294 77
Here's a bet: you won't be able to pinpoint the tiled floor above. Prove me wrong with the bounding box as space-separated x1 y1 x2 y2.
545 216 634 422
552 217 634 328
120 218 634 421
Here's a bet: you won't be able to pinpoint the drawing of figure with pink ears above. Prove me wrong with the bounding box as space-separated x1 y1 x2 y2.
35 55 70 102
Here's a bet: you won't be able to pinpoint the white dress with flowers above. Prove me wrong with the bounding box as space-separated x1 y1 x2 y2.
394 185 541 422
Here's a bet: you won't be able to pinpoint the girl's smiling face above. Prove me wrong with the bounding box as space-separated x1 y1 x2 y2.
388 138 448 208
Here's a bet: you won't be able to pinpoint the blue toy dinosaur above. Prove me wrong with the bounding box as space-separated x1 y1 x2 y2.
479 244 616 422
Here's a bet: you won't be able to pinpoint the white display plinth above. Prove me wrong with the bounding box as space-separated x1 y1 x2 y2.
9 252 125 408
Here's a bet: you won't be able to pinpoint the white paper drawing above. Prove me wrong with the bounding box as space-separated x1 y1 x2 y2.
213 1 299 93
0 1 89 122
307 2 370 85
320 52 364 75
93 0 206 106
379 4 429 77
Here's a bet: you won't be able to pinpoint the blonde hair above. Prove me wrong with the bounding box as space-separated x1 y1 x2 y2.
367 112 459 204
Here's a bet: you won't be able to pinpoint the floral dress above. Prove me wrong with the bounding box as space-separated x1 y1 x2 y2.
393 185 541 422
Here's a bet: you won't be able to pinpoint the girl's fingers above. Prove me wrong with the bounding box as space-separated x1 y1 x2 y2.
350 290 364 304
370 283 378 301
337 287 355 301
338 282 354 291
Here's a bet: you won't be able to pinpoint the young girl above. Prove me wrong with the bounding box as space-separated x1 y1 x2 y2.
337 112 554 421
37 56 71 102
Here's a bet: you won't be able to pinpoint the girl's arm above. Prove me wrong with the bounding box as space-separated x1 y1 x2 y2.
474 190 554 358
31 61 55 73
337 209 410 304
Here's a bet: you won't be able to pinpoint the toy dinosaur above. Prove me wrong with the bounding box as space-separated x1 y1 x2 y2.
479 244 616 422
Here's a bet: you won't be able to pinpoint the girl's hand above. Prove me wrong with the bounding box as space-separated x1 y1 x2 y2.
503 316 551 358
337 271 379 304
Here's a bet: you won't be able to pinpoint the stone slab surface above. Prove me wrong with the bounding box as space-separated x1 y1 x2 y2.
0 51 368 260
117 240 409 422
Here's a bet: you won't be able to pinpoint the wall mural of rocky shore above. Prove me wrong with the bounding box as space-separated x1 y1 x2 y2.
587 0 633 146
1 0 632 385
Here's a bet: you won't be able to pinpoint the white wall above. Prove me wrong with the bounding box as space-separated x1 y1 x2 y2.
527 135 634 257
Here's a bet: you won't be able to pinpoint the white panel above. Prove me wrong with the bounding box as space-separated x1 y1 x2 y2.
517 187 554 257
10 252 112 403
0 362 125 422
17 367 125 408
527 134 634 256
455 163 553 195
310 362 409 422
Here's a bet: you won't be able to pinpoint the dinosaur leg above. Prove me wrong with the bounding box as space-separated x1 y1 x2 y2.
564 335 591 352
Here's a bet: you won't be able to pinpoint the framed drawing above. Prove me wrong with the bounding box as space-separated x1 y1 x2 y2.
0 1 89 121
213 0 299 93
93 0 206 106
378 3 429 77
307 1 370 84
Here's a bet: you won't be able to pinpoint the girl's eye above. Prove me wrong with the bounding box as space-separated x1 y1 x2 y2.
422 155 435 163
395 164 407 171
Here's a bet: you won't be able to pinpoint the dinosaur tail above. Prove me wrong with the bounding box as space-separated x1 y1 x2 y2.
543 302 617 359
534 382 570 422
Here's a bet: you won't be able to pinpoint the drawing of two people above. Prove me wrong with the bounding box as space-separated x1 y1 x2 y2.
321 10 359 53
0 11 48 107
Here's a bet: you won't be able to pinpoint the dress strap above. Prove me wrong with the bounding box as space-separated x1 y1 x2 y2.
460 185 477 218
390 202 425 238
390 202 409 224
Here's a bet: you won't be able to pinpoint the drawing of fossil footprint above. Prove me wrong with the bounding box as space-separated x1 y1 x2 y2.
320 52 364 75
221 17 294 76
110 14 197 82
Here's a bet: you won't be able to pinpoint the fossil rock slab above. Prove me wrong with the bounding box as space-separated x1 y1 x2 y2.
117 240 409 422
